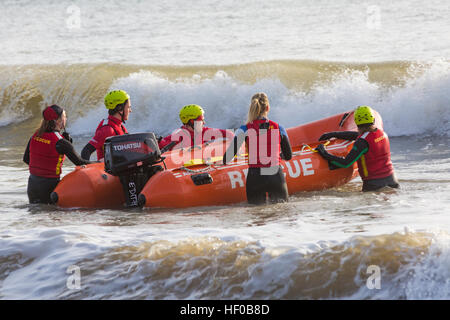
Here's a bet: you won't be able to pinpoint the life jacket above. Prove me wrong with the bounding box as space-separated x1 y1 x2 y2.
245 119 281 168
96 116 128 136
92 115 128 160
357 128 394 180
29 131 65 178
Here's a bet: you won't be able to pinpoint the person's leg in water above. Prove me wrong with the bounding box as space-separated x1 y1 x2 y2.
267 166 289 203
246 167 267 205
27 174 59 204
362 174 400 192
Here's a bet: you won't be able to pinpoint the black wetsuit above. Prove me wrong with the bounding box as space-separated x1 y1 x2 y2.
245 166 290 204
81 143 96 161
23 132 93 204
317 131 400 192
223 120 292 205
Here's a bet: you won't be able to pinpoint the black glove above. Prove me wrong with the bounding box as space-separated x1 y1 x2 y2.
315 144 326 156
318 132 333 141
62 131 73 143
156 135 163 143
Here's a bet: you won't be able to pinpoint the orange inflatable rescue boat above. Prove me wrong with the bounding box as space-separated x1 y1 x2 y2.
51 110 382 209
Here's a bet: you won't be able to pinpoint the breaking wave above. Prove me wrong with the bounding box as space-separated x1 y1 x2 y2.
1 59 449 137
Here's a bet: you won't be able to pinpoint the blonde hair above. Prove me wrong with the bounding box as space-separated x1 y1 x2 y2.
247 93 269 123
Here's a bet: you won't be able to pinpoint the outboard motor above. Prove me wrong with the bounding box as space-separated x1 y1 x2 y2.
104 133 163 207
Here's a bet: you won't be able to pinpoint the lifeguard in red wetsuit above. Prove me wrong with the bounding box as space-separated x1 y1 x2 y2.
81 90 131 161
158 104 233 152
316 105 400 192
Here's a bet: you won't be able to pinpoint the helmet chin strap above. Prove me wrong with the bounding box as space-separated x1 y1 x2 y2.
116 106 126 123
193 120 203 132
187 119 203 130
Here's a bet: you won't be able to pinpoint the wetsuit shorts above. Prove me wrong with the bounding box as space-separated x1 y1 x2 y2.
362 173 400 192
27 174 60 204
246 166 288 205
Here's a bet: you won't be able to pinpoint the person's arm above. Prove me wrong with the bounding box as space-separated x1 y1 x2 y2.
61 131 73 143
55 139 95 166
81 143 96 160
318 131 359 141
279 125 292 161
160 141 177 154
86 126 115 160
158 134 175 151
223 126 246 164
316 138 368 168
158 128 192 151
23 138 31 165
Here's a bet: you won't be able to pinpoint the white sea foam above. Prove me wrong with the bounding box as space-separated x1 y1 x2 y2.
68 60 450 137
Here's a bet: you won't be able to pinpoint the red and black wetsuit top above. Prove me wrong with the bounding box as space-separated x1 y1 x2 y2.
316 128 394 181
23 131 93 179
28 131 65 178
223 118 292 166
357 129 394 180
88 115 128 160
245 119 282 168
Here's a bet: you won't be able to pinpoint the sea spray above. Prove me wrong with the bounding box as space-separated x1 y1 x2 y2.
2 60 449 137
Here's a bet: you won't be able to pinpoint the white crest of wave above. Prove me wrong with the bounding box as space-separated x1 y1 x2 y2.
348 229 450 300
276 59 450 137
403 231 450 299
70 70 289 136
69 60 450 137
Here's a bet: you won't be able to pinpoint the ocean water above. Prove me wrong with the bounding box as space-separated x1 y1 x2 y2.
0 0 450 300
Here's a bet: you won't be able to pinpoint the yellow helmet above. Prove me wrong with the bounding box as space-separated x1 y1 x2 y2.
354 105 375 126
179 104 204 124
104 90 130 110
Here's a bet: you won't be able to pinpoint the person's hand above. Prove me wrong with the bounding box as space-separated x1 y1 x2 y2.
315 144 326 156
319 132 334 141
62 131 73 143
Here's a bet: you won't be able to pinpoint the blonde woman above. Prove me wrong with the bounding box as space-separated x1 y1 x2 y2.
223 93 292 204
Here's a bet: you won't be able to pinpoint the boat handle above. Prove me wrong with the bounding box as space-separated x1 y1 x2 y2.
301 141 330 153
